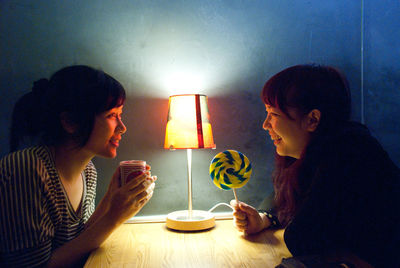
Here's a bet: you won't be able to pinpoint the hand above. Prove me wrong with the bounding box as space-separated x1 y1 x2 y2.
103 165 157 225
230 200 271 235
104 164 154 203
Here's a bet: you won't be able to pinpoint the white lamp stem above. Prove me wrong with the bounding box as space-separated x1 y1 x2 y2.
187 148 193 219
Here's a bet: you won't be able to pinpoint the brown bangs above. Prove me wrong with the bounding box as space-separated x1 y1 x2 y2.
261 69 296 119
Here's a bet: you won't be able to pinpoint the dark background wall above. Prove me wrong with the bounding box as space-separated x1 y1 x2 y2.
364 0 400 163
1 0 399 216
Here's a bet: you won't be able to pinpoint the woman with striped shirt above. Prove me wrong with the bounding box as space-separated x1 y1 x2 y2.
0 65 157 267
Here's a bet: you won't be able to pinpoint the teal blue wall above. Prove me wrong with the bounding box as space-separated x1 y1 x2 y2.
364 0 400 163
1 0 399 216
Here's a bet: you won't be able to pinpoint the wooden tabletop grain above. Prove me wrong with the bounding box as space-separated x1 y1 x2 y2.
84 219 291 268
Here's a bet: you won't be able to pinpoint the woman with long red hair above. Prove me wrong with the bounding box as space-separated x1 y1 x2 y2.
231 64 399 268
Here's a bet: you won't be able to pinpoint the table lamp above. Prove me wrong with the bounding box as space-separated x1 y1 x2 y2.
164 94 216 231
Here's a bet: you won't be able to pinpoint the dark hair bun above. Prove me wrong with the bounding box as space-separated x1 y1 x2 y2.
32 78 49 97
10 65 126 152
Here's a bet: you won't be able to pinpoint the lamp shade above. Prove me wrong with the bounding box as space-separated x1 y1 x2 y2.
164 94 215 150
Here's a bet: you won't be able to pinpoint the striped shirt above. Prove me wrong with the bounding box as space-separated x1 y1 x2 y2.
0 146 97 267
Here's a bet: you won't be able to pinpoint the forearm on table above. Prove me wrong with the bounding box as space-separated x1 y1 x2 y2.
46 212 119 268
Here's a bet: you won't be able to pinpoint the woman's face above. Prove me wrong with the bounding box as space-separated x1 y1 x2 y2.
83 105 127 158
263 104 311 159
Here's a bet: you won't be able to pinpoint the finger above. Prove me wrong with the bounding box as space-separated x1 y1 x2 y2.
135 190 150 203
230 199 239 209
146 182 155 194
145 188 154 199
142 178 153 188
138 198 148 207
233 210 247 220
141 181 156 199
127 177 154 199
235 218 248 228
125 169 150 184
238 202 259 216
125 172 149 189
234 220 247 231
139 190 154 206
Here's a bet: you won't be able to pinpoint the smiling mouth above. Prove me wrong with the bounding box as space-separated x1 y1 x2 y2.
269 133 282 146
269 133 282 141
110 139 120 147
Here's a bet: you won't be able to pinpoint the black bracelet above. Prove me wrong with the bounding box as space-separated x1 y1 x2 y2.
259 210 280 228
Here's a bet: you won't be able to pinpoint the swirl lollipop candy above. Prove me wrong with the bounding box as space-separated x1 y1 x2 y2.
209 150 252 202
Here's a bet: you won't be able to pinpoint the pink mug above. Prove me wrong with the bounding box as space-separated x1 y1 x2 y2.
119 160 146 185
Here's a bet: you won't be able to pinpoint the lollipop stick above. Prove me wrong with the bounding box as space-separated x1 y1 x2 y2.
233 188 239 204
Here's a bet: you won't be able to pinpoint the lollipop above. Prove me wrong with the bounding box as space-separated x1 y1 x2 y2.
209 150 252 202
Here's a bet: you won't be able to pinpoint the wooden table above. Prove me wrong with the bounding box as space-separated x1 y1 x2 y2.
84 219 291 268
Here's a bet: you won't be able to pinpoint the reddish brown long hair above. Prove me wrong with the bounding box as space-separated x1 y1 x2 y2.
261 64 351 226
